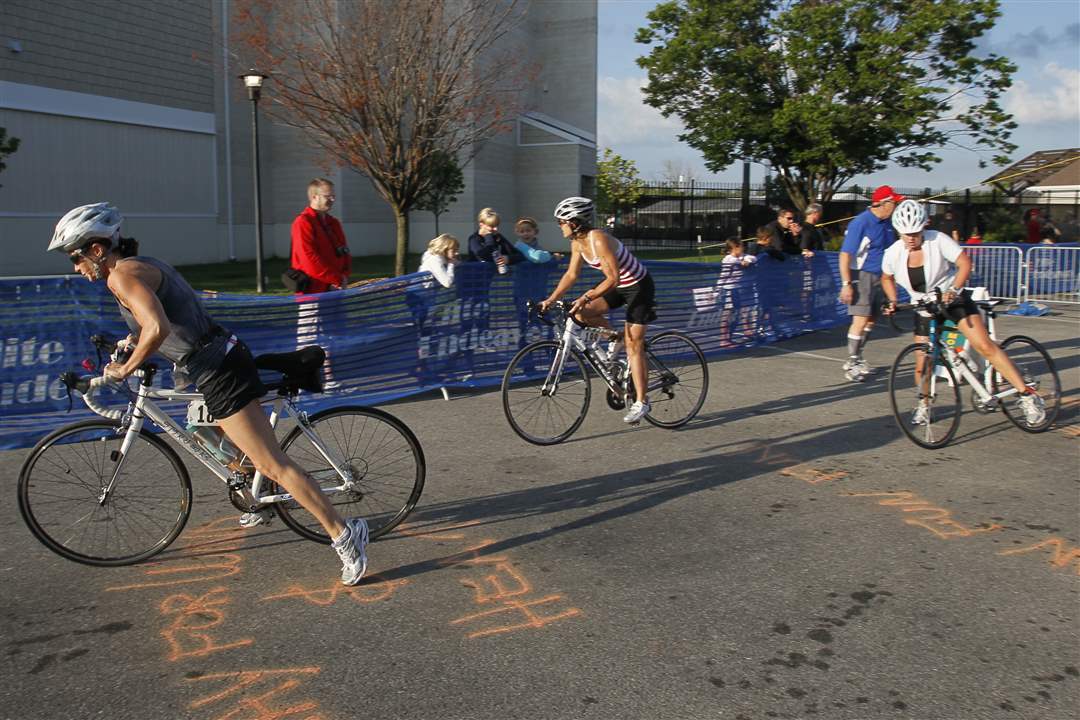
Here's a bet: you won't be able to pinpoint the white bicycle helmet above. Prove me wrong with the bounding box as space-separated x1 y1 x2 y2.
892 199 928 235
49 202 123 253
553 196 595 223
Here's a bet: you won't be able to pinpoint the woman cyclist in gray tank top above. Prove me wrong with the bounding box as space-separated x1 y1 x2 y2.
49 203 371 586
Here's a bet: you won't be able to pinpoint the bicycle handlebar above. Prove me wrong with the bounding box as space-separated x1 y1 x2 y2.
58 335 155 420
527 299 585 328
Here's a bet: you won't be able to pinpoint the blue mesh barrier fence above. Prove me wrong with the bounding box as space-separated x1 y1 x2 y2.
0 255 848 449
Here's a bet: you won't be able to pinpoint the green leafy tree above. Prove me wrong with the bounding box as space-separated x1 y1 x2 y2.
0 128 20 189
636 0 1017 210
596 148 645 224
415 150 465 237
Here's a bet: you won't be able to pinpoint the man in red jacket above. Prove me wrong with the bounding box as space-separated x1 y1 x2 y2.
292 178 352 387
291 178 351 292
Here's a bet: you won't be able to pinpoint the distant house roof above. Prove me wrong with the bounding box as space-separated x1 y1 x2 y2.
983 148 1080 195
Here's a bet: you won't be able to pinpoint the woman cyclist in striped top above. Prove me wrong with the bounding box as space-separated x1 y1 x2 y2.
540 196 658 423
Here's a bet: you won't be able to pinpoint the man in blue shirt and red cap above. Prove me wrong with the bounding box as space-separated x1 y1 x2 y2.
838 185 904 381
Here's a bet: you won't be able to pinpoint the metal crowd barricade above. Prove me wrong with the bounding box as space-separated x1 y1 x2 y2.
1025 246 1080 305
965 246 1024 300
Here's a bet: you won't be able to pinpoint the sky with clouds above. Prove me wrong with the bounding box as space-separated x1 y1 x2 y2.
597 0 1080 189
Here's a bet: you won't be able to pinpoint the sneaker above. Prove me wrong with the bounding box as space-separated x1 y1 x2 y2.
1017 393 1046 426
332 517 369 586
844 365 867 382
623 400 651 424
239 509 273 528
911 400 930 426
842 356 860 371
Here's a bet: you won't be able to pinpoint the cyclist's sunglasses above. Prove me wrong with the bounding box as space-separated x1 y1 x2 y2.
68 250 85 264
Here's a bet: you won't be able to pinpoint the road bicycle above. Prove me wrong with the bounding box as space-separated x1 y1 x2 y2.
17 335 425 567
501 301 709 445
887 293 1060 449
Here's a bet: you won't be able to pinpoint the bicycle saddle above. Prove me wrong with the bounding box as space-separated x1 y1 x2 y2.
255 346 326 393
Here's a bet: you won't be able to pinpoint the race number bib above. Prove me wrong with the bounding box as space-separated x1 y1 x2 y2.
186 399 217 427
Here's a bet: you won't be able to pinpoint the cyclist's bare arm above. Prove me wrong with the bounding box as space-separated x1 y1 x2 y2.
105 264 171 379
543 243 585 310
881 273 898 314
582 230 620 300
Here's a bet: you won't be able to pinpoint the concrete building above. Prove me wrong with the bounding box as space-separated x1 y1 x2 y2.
0 0 597 277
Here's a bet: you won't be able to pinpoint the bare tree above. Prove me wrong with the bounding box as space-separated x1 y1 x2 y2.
659 158 698 186
235 0 531 276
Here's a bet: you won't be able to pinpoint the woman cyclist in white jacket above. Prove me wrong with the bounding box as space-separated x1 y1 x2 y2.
881 200 1046 426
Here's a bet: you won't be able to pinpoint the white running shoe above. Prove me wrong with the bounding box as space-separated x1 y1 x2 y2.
842 356 860 371
333 517 369 586
911 400 930 426
239 509 273 528
1017 393 1046 426
623 400 651 424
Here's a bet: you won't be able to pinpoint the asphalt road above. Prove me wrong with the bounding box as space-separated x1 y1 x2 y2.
2 310 1078 720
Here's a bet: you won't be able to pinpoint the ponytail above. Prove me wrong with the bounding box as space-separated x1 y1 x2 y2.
116 236 139 258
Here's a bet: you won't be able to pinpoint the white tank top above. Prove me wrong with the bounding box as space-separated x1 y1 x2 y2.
581 232 647 287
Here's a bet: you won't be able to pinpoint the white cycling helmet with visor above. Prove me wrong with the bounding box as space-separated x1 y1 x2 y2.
49 202 123 254
553 196 595 224
891 199 928 235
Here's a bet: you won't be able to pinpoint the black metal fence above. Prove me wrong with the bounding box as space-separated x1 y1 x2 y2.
608 181 1080 250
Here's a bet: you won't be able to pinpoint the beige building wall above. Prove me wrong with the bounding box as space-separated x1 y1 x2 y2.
0 0 597 277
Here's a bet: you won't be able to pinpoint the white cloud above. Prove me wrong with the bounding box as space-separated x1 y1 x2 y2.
1005 62 1080 124
596 75 684 147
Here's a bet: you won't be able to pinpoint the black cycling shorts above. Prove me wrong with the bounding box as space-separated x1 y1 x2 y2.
602 273 658 325
196 339 266 420
914 292 981 337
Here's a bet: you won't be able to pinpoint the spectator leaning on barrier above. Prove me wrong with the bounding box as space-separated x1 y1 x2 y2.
799 203 827 257
467 207 522 270
511 217 561 351
765 207 804 255
838 184 903 382
289 178 351 293
749 225 786 261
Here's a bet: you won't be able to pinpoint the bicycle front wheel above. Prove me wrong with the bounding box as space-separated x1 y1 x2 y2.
643 331 709 428
278 406 426 543
18 420 192 566
994 335 1061 433
502 340 591 445
888 343 961 449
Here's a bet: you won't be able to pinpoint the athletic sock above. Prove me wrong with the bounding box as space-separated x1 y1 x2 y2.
847 334 862 357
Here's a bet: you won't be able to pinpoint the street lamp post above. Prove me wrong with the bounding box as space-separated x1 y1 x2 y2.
240 70 269 293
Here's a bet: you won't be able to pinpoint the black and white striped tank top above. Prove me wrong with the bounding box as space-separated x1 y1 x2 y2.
582 232 647 287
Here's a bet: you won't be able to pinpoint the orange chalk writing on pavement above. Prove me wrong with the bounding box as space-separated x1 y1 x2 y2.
846 491 1002 539
188 666 323 720
781 464 848 485
261 575 409 606
106 553 243 592
999 537 1080 575
159 587 253 661
451 594 583 639
461 561 531 604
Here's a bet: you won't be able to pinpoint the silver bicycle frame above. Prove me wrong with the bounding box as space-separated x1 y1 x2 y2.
101 383 353 507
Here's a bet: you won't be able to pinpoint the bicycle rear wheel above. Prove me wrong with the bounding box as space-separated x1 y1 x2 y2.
278 406 426 542
888 343 961 449
642 331 709 428
18 420 192 566
993 335 1060 433
502 340 591 445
